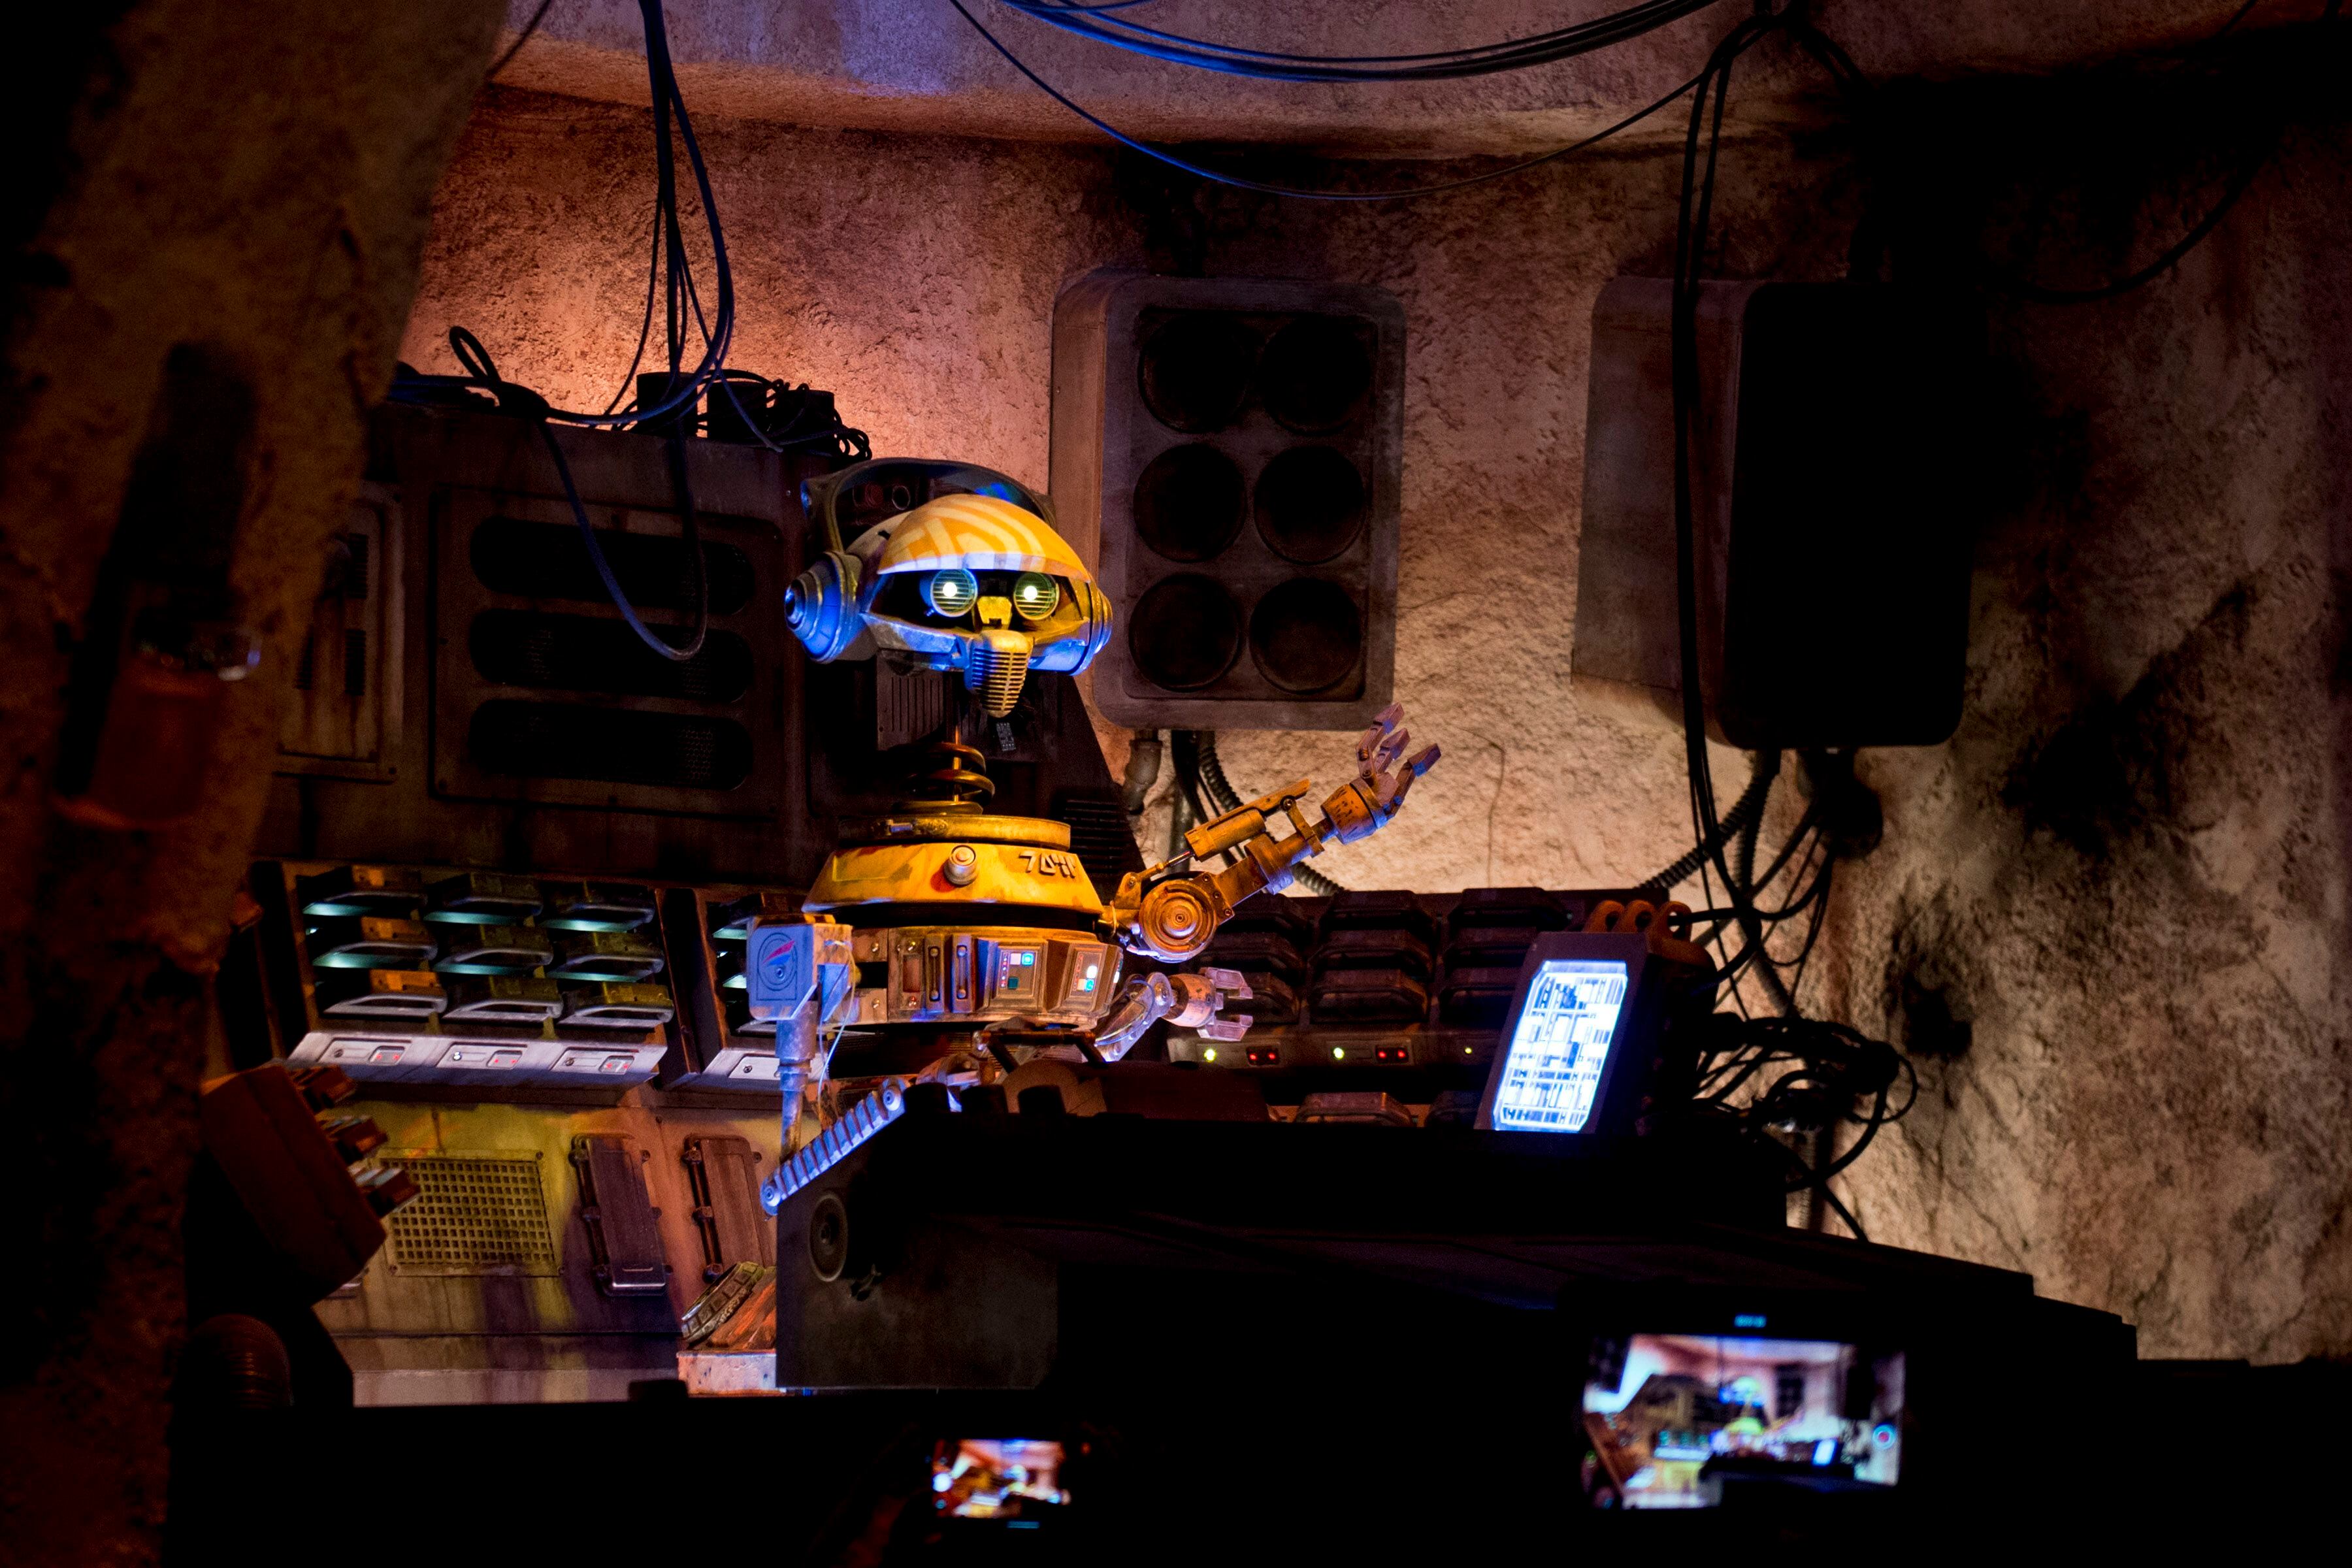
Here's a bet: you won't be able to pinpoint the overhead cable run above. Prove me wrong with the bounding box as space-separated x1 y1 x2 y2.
392 0 866 662
949 0 1719 201
992 0 1727 81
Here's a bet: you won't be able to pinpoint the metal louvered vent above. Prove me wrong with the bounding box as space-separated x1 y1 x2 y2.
1054 791 1144 896
469 610 754 702
382 1152 559 1275
434 489 786 816
468 701 753 791
470 518 755 614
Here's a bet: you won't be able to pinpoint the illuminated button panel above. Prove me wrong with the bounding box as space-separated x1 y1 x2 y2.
866 928 1120 1025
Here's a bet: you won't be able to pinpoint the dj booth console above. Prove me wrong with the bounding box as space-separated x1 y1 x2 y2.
771 1092 2131 1531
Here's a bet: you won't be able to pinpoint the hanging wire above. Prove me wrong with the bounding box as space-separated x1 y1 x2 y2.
949 0 1710 203
992 0 1727 81
486 0 557 82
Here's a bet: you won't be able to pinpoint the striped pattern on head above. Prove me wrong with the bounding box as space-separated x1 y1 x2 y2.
874 493 1092 583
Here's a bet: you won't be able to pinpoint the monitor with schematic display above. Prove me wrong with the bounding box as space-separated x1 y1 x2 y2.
1475 932 1654 1135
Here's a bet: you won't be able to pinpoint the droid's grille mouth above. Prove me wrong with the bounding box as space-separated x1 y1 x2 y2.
966 637 1030 716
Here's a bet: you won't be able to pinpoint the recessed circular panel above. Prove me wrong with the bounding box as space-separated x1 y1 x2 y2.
1249 579 1363 693
1134 443 1246 563
1137 314 1258 433
1260 316 1373 433
1128 574 1244 691
1253 446 1367 565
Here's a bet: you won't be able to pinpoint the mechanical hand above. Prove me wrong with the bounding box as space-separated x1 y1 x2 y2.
1107 704 1441 962
1092 967 1254 1060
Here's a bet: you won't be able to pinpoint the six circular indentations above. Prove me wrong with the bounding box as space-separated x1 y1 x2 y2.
1128 313 1377 696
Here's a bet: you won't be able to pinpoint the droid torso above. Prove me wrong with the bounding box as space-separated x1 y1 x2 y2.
804 808 1124 1064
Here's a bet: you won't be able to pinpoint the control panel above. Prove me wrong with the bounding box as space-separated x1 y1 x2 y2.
251 860 812 1096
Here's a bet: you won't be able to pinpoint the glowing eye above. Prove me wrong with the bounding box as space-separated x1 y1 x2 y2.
1010 572 1060 621
923 569 978 616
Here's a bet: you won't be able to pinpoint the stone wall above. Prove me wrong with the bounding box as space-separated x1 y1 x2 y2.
1816 71 2352 1361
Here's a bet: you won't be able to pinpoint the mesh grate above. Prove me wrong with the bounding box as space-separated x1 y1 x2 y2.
466 700 753 791
469 610 753 703
1053 791 1143 896
382 1152 560 1275
470 518 755 615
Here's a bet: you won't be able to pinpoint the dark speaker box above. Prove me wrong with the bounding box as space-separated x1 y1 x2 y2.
1574 278 1982 750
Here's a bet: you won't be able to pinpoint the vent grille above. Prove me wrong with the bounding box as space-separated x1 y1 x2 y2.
468 700 753 791
382 1152 559 1275
1054 791 1144 896
469 610 753 703
470 518 755 615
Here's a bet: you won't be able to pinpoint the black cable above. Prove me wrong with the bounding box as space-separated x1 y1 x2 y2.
952 0 1711 203
442 327 711 662
604 199 664 417
997 0 1727 82
1782 858 1834 1000
1670 10 1806 1017
2210 0 2268 37
1970 2 2339 304
399 0 751 661
1637 749 1778 890
486 0 556 82
1168 730 1216 831
1690 1009 1909 1237
450 0 737 431
1985 129 2276 305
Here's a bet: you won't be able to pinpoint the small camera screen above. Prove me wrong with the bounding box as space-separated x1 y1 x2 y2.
930 1438 1068 1522
1582 1335 1905 1509
1490 958 1630 1132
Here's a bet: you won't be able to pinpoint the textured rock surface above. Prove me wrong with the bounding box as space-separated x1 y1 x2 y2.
409 23 2352 1362
0 4 500 1561
1809 88 2352 1360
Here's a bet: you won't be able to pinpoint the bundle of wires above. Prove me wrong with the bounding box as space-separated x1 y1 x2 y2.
992 0 1727 83
949 0 1724 201
1636 8 1915 1229
391 0 870 662
1687 1012 1916 1239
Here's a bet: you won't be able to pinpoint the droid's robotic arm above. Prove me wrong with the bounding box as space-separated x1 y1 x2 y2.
1108 704 1441 963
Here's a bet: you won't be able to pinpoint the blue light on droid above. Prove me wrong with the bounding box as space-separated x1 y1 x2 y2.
1733 1313 1767 1329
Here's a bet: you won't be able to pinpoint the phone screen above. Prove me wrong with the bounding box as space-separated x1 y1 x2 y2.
1582 1335 1904 1508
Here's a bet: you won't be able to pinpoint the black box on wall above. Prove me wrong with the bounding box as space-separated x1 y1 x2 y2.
1574 278 1983 750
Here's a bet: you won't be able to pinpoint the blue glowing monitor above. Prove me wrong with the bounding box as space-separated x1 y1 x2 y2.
1486 956 1631 1134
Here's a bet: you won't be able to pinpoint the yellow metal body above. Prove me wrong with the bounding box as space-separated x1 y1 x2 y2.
804 813 1105 919
802 811 1122 1031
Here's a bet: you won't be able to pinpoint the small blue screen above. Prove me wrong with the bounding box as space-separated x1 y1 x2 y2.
1491 958 1629 1133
